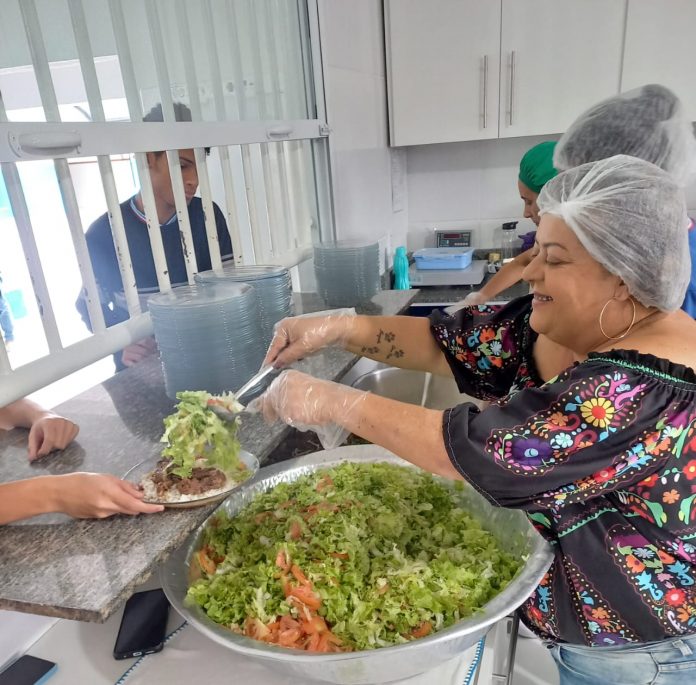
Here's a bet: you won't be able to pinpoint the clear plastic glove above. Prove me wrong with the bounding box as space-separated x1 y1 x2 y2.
27 413 79 461
264 309 356 368
444 291 487 315
248 369 367 449
51 473 164 518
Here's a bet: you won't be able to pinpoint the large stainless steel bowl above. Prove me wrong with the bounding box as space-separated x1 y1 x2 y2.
343 361 485 411
160 445 552 685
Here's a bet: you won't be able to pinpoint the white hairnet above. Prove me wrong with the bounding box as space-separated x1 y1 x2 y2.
537 155 690 311
554 84 696 186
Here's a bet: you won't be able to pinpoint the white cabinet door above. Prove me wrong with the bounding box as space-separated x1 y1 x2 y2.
500 0 625 138
622 0 696 121
386 0 501 146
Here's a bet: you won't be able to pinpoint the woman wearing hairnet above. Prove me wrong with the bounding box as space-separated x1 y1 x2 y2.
555 83 696 318
461 140 558 306
255 156 696 683
464 84 696 314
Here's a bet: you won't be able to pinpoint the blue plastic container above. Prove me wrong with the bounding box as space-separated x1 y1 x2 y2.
413 247 474 270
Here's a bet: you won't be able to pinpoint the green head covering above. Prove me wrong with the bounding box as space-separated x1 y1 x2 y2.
519 141 558 194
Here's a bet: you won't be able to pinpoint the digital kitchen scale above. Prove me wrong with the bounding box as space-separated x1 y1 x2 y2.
409 259 486 286
434 229 473 248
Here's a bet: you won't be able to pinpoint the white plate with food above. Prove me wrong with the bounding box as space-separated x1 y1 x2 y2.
125 390 259 508
124 450 258 508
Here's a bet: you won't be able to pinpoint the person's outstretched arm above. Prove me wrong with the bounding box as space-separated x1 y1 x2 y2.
0 399 79 460
459 250 533 306
0 473 164 525
265 314 452 376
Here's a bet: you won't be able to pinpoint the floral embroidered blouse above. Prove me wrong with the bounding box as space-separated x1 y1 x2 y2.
430 296 696 647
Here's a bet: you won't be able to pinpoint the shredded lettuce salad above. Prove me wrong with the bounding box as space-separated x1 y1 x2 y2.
161 391 245 478
186 462 521 651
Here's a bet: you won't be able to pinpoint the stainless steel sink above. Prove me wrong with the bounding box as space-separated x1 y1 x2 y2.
341 359 484 410
265 360 484 466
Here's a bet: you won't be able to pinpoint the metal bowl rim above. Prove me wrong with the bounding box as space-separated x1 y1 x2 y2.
160 446 553 663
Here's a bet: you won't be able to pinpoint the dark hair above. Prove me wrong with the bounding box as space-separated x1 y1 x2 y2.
143 102 210 155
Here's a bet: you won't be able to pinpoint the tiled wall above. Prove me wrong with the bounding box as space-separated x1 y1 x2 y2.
406 135 554 251
405 135 696 251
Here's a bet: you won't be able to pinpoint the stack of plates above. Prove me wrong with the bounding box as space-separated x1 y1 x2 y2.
148 282 265 399
314 241 381 307
195 265 293 349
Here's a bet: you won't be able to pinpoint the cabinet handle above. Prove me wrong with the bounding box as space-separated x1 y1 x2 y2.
508 50 516 127
482 55 488 129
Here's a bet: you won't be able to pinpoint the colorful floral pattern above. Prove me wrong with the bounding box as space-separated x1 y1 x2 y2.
487 370 646 482
432 298 696 646
431 299 540 401
608 524 696 633
519 569 560 639
563 557 639 646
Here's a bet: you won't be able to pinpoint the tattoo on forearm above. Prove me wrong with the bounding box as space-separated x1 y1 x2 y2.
386 345 404 360
361 329 405 359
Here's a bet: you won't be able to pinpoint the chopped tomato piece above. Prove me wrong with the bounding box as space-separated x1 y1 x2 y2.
244 617 271 640
287 584 322 610
288 520 302 540
280 573 291 597
409 621 433 639
325 631 343 646
305 632 321 651
279 614 301 631
316 633 333 652
316 475 334 492
301 615 329 635
290 564 311 586
202 544 224 564
277 627 303 646
196 549 217 576
275 549 290 571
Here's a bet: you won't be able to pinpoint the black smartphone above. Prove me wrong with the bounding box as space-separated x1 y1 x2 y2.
0 655 57 685
113 588 170 660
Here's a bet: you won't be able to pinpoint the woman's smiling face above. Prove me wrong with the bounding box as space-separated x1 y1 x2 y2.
521 214 631 354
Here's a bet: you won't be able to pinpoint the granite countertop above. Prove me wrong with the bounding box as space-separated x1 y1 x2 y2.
0 289 417 622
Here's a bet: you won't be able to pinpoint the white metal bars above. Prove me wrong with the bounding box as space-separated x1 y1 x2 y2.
0 0 332 406
67 0 141 319
144 0 198 285
222 0 264 264
19 0 106 335
0 95 62 362
175 0 223 274
108 0 172 295
202 0 247 266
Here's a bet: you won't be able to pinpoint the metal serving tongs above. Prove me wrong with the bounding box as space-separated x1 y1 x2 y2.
207 364 280 422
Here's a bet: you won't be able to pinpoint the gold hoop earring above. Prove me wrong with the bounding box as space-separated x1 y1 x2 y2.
598 297 636 340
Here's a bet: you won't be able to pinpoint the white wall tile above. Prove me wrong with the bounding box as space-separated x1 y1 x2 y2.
405 141 484 221
407 135 559 247
332 148 394 241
